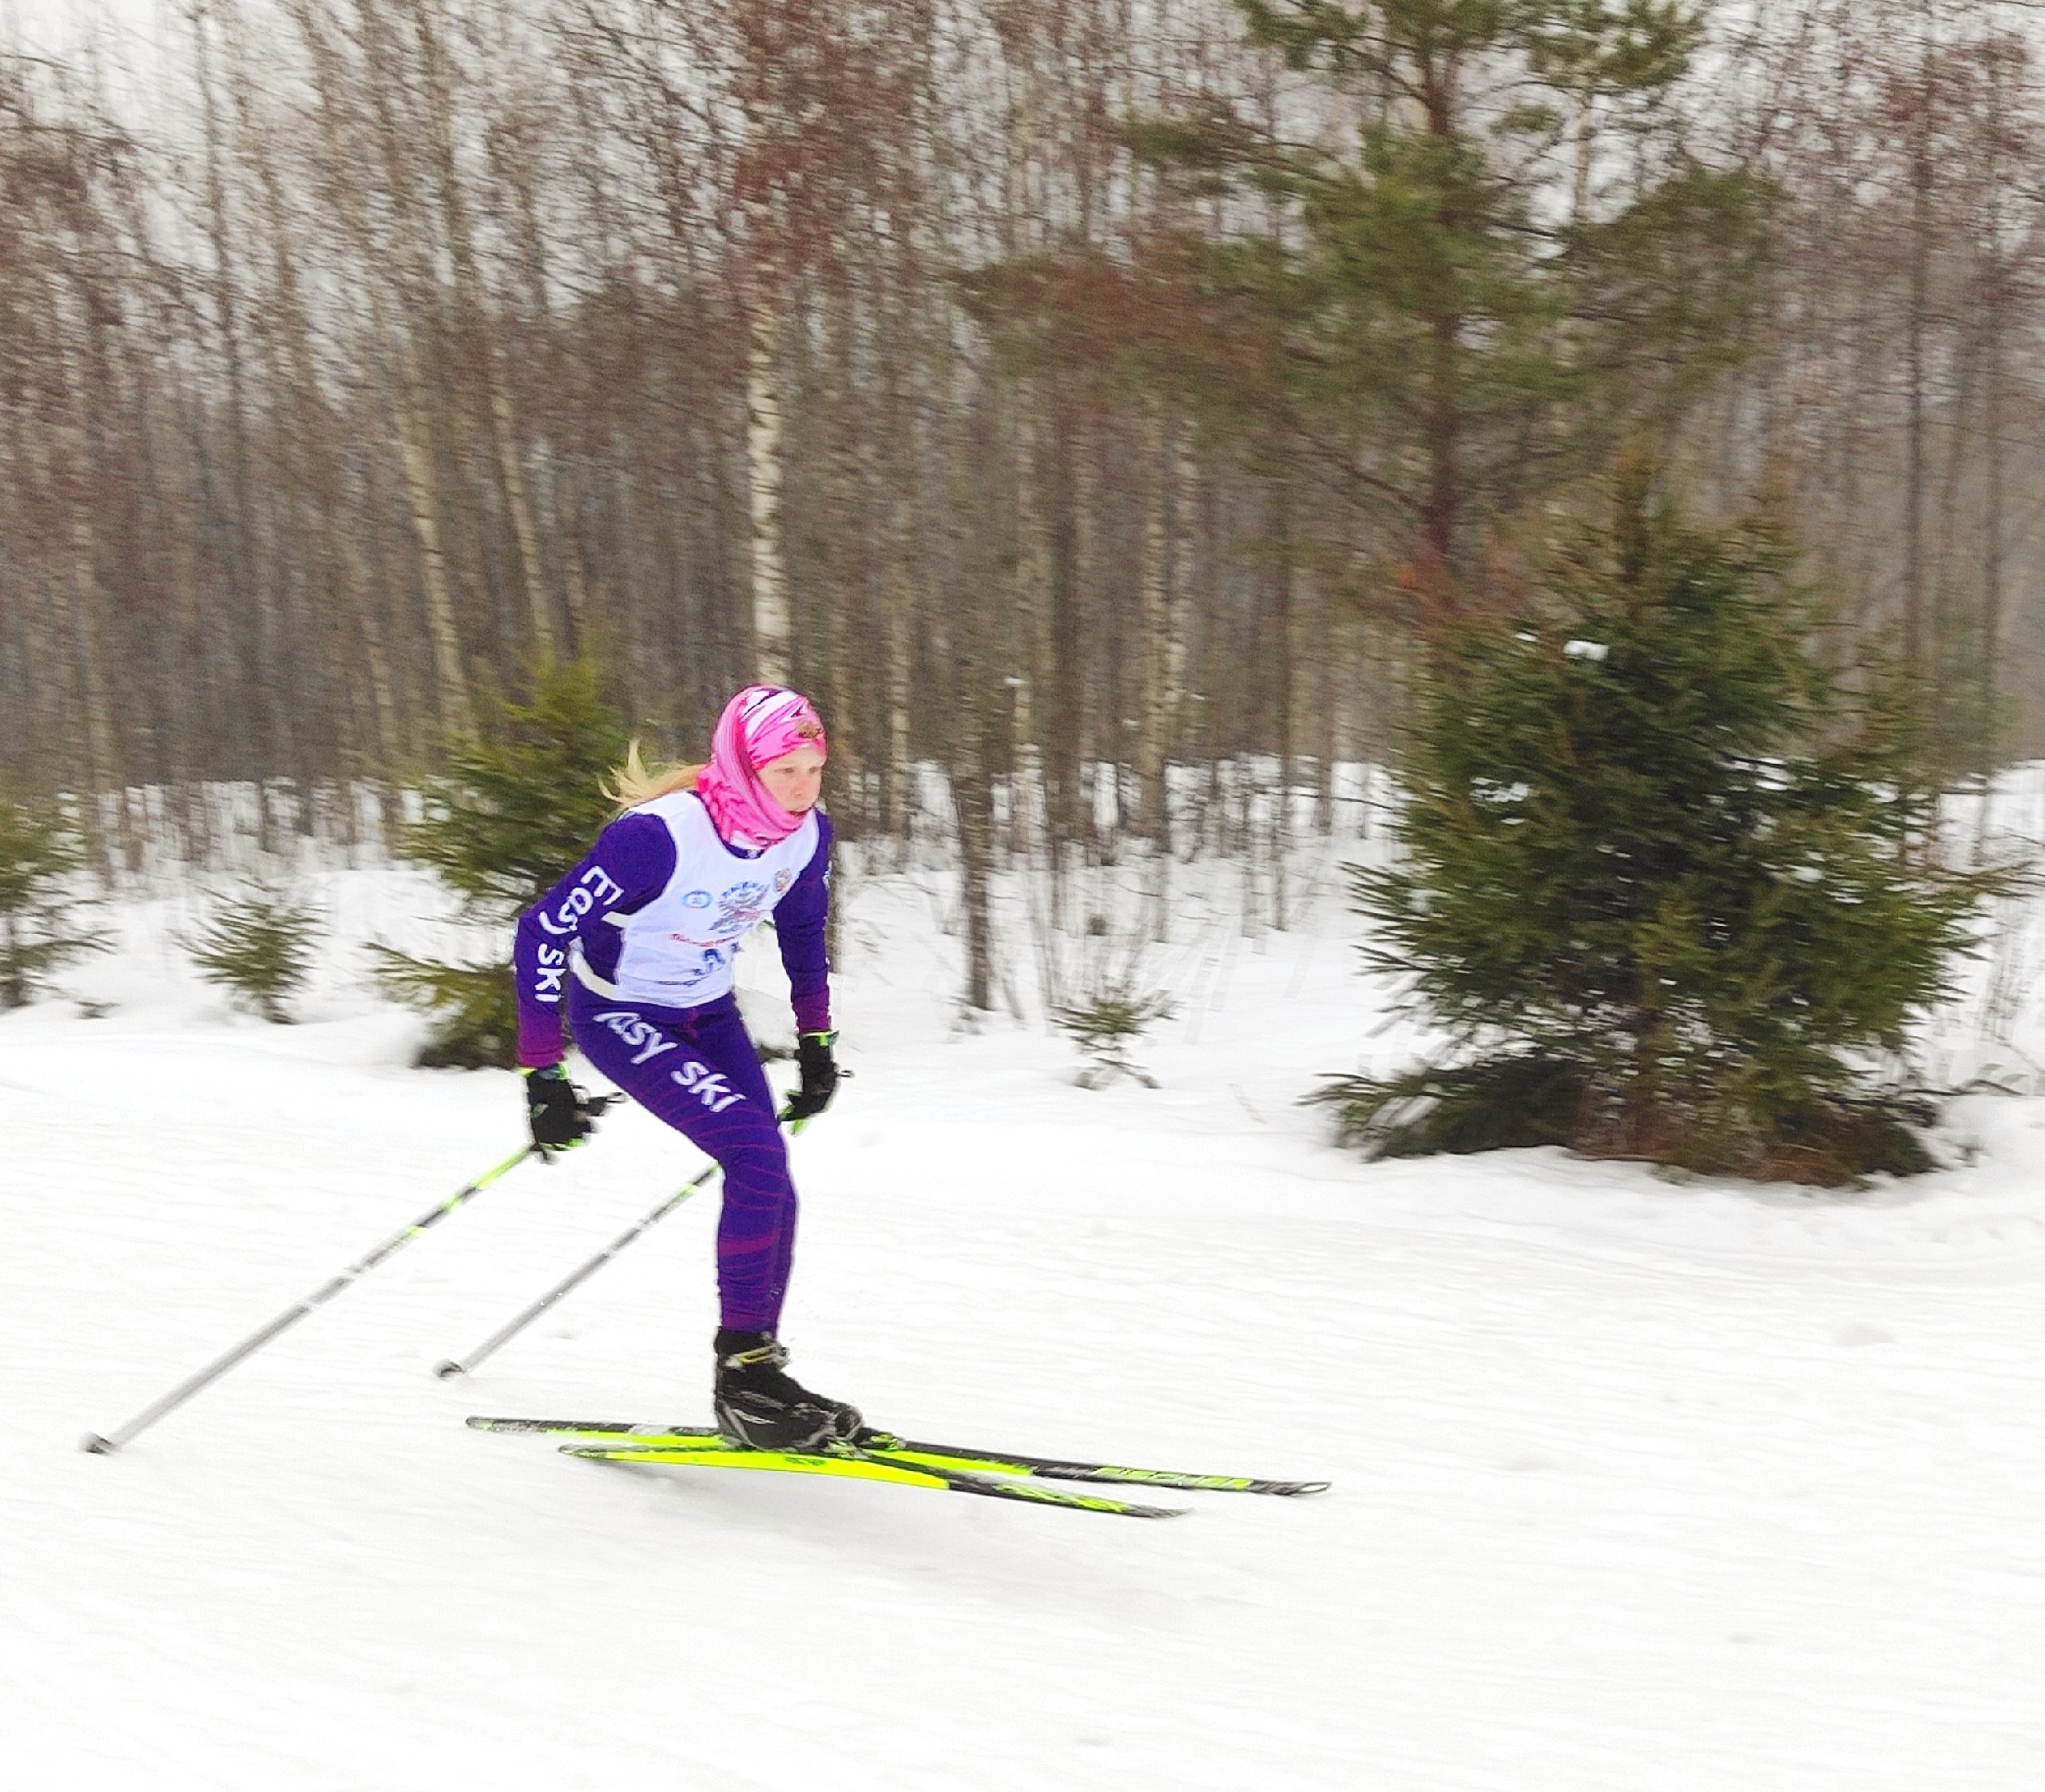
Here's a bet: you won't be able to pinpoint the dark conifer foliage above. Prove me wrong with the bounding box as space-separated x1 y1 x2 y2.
183 888 322 1023
0 798 105 1009
373 658 630 1067
1316 463 2012 1183
396 658 632 914
1124 0 1770 621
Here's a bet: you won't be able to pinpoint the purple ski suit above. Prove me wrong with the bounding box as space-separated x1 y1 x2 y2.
512 793 832 1333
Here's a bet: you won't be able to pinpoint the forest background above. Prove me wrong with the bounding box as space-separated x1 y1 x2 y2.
3 0 2041 1003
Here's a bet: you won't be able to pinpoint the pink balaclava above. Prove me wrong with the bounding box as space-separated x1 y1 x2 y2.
694 685 828 848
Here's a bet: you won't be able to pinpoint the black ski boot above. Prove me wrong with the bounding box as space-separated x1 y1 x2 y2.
713 1329 863 1452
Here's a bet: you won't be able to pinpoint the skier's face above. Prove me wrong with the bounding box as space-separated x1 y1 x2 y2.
758 746 825 814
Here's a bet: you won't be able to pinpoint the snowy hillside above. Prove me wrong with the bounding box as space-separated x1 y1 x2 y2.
6 819 2045 1791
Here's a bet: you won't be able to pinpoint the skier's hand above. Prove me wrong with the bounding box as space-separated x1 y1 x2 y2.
524 1063 596 1153
783 1031 840 1122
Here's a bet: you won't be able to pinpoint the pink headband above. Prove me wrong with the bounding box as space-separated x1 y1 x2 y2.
694 685 828 848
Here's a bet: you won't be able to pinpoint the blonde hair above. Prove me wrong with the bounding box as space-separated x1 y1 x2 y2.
606 738 703 813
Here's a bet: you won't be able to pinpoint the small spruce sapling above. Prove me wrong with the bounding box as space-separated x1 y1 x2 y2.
373 658 630 1067
1054 985 1177 1089
183 886 323 1023
0 797 106 1008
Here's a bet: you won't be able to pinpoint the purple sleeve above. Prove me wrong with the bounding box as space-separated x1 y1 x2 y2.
511 812 676 1068
774 811 833 1036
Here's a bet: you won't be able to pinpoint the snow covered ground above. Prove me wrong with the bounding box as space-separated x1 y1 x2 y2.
6 820 2045 1791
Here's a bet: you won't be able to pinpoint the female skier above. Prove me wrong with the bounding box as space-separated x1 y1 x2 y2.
510 684 856 1452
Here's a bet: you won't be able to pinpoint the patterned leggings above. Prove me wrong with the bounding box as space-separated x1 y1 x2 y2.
567 983 795 1333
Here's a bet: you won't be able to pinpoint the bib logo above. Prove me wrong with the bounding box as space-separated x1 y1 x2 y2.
773 870 792 893
712 880 770 937
671 1058 745 1113
592 1008 678 1067
681 889 712 908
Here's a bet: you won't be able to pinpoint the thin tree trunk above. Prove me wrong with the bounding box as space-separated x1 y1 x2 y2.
384 317 475 735
1064 404 1096 853
1272 473 1299 933
66 519 120 868
1904 12 1934 682
486 383 554 657
1138 398 1170 844
1010 373 1051 856
197 0 293 811
1420 52 1463 617
746 256 792 686
953 675 995 1012
1978 33 2008 856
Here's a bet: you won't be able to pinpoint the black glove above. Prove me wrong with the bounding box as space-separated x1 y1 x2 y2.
524 1063 595 1153
783 1031 840 1122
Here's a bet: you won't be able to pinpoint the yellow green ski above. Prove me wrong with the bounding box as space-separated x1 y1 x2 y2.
557 1439 1188 1518
467 1416 1331 1500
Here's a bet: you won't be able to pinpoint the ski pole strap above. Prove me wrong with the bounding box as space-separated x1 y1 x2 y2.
82 1143 540 1455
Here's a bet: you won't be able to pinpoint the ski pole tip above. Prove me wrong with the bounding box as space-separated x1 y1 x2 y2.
432 1360 467 1380
79 1432 117 1454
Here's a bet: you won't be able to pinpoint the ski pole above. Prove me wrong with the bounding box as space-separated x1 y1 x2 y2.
432 1156 722 1378
81 1142 542 1454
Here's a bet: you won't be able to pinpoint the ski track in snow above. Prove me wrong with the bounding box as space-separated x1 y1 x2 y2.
4 857 2044 1791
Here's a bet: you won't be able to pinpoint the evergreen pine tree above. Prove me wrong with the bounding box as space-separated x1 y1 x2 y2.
374 658 633 1067
0 797 105 1008
1317 464 2010 1185
1129 0 1770 610
183 887 323 1023
1054 987 1178 1089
